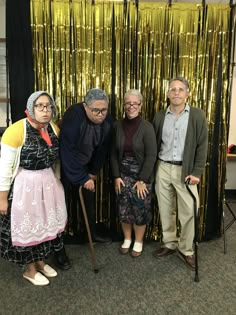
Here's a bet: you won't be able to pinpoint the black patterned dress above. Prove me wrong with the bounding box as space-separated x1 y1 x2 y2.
116 117 153 225
117 154 152 225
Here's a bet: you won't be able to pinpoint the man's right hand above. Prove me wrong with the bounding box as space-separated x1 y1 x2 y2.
83 179 95 192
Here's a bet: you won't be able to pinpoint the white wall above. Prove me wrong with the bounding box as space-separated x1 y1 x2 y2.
0 0 5 38
228 63 236 145
226 65 236 189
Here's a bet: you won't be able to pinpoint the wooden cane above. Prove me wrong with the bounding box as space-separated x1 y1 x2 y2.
79 186 99 273
185 179 199 282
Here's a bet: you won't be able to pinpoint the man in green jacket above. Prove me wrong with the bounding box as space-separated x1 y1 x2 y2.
153 77 208 271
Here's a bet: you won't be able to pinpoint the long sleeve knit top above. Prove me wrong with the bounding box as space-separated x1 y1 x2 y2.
111 118 157 183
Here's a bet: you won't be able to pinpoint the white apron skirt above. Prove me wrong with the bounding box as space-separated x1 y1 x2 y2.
10 167 67 247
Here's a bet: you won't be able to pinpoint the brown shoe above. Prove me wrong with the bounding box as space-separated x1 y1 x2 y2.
153 247 176 258
131 250 142 258
177 250 196 271
119 246 130 255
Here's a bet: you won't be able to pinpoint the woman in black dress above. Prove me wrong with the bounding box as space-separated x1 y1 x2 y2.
111 89 157 257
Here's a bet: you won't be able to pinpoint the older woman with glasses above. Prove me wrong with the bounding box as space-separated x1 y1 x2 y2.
0 91 68 286
111 89 157 257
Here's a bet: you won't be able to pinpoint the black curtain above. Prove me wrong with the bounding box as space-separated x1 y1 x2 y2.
204 45 223 241
6 0 34 123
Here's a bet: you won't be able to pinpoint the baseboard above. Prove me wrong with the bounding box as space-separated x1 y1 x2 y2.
225 189 236 201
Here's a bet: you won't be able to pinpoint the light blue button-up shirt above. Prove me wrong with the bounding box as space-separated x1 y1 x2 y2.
159 104 190 162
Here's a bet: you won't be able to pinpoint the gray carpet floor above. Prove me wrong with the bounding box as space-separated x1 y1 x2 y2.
1 200 236 315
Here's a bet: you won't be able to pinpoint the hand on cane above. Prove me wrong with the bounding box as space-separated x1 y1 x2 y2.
84 179 95 192
83 174 97 192
185 175 200 185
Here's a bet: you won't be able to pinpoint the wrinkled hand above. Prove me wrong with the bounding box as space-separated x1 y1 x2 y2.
114 178 125 195
0 199 8 216
185 175 200 185
133 181 148 199
83 179 95 192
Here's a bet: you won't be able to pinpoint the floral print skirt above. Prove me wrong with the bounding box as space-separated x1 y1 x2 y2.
117 155 153 225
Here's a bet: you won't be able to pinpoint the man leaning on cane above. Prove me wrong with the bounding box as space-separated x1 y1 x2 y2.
152 77 208 271
55 88 113 270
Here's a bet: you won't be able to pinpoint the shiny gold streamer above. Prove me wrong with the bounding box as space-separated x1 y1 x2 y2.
31 1 232 241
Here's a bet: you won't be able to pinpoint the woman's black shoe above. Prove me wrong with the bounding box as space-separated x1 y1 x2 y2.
55 248 71 270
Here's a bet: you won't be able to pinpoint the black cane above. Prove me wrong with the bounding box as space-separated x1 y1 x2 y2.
79 186 99 273
185 179 199 282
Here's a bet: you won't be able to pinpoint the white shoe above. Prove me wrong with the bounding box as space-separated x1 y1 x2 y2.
23 272 50 286
37 264 58 277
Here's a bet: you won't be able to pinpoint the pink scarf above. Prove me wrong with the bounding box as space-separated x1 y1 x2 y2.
25 109 52 146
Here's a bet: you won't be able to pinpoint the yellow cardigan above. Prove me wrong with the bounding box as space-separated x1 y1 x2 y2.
0 118 59 191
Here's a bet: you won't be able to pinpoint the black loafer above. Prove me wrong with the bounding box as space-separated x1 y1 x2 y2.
55 247 71 270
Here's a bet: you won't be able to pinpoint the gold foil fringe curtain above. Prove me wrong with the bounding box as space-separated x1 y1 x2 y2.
30 0 231 240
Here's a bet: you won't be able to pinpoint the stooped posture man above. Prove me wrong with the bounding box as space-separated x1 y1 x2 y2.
153 77 208 271
55 88 113 270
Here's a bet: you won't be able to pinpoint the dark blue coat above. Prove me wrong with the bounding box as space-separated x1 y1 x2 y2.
60 103 112 186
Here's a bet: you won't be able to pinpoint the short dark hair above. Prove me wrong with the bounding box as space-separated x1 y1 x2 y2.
169 77 190 91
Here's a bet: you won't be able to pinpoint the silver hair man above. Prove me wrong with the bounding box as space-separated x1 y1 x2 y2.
84 88 109 106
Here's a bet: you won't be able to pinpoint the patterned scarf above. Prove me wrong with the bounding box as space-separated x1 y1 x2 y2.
25 109 52 146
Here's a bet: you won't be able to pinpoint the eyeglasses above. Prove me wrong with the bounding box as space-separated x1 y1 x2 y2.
168 87 188 93
86 106 108 116
124 102 141 107
34 102 53 112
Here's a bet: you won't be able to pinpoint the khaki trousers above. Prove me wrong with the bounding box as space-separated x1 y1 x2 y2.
155 161 199 256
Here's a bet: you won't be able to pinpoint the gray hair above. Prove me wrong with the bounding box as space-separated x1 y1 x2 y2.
169 77 190 91
124 89 143 103
26 91 57 120
84 88 109 106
